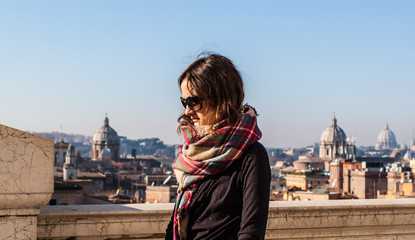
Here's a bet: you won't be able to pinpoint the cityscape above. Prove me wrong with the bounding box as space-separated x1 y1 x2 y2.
32 113 414 206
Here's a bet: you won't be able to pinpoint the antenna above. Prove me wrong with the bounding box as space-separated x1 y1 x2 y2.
60 124 64 142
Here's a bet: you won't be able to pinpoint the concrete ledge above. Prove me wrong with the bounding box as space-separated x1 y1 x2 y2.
38 199 415 240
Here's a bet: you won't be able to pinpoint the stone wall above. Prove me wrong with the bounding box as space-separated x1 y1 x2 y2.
0 124 54 240
38 199 415 240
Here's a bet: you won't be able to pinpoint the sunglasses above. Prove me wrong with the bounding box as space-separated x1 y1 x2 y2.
180 96 206 111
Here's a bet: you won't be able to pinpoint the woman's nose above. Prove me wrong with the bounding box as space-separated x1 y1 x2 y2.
184 106 194 116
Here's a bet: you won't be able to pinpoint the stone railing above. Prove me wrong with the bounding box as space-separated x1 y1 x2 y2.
266 199 415 239
38 203 172 239
37 198 415 240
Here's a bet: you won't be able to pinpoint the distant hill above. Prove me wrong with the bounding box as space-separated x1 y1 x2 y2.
32 131 92 144
31 132 175 159
119 137 175 159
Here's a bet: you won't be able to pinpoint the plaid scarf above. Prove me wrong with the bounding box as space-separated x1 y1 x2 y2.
172 104 262 240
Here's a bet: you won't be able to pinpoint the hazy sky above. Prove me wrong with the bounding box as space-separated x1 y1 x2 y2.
1 0 414 148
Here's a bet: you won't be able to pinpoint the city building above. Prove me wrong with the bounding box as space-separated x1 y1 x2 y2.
63 144 77 181
293 155 327 171
330 156 411 199
342 161 388 199
319 116 355 161
285 171 329 190
92 115 120 165
54 140 70 167
145 185 178 203
270 162 286 190
376 162 415 199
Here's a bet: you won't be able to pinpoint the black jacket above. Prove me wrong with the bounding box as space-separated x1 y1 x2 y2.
165 142 271 240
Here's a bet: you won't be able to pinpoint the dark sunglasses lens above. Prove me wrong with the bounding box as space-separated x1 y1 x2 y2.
180 96 203 111
180 98 187 108
187 96 200 107
189 96 203 111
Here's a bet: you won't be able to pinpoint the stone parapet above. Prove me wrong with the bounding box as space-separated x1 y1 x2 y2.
267 198 415 239
38 199 415 240
0 124 54 240
38 203 173 240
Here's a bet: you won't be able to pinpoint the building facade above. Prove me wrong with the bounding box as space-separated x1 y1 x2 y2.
63 144 77 181
319 116 355 161
285 172 329 190
54 140 70 167
92 115 120 164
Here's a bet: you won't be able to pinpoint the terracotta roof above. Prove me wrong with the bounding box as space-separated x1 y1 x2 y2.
55 140 69 148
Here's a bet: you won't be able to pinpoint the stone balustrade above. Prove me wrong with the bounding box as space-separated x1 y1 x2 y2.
38 198 415 240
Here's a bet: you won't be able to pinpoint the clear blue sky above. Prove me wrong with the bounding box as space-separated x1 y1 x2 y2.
1 0 414 148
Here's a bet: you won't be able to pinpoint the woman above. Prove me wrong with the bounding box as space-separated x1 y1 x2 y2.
165 54 271 240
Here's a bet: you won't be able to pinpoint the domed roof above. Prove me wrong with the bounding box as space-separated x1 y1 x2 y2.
375 122 398 150
93 116 120 144
101 147 112 155
320 116 347 145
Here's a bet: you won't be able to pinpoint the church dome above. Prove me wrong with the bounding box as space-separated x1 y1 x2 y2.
375 123 398 150
101 147 112 155
93 116 120 144
320 116 347 144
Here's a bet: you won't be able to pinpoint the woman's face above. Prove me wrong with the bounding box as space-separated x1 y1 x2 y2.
180 79 211 126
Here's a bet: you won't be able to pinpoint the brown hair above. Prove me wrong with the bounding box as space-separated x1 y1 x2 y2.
178 53 245 128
